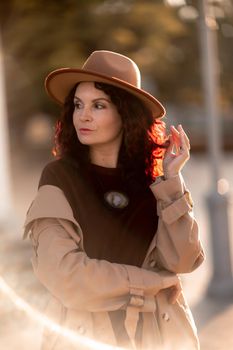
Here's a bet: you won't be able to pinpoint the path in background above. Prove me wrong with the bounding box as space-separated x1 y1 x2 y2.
0 151 232 349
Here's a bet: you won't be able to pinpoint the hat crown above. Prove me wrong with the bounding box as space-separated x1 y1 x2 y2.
82 50 141 88
45 50 165 118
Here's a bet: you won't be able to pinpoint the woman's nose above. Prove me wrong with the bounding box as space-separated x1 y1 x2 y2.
79 107 92 121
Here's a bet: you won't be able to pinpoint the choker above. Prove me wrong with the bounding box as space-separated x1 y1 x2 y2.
104 191 129 209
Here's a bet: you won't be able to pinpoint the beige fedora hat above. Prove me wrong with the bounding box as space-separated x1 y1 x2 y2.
45 50 166 119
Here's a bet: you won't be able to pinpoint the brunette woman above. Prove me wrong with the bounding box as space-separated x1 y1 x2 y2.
24 50 204 350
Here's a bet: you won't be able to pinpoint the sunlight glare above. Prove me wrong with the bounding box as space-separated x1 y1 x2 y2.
0 275 124 350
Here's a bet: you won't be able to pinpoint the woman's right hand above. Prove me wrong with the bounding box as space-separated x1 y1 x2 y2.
160 271 182 304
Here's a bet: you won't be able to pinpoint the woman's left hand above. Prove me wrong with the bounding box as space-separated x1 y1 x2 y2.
163 124 190 179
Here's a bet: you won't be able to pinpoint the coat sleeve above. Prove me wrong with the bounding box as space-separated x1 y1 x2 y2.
24 185 175 313
150 174 205 273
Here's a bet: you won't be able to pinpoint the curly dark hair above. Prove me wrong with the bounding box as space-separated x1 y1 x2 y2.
53 82 167 184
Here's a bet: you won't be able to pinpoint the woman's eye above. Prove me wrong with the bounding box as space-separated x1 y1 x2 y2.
95 103 105 109
74 102 82 109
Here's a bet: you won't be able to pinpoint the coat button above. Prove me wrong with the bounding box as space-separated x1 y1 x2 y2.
77 326 86 335
149 260 156 268
162 312 170 322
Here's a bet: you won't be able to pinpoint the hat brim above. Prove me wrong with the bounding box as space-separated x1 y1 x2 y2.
45 68 166 119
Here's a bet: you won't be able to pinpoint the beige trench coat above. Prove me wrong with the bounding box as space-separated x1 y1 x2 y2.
24 173 204 350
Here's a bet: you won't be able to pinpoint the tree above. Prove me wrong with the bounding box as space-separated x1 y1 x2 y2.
0 0 232 149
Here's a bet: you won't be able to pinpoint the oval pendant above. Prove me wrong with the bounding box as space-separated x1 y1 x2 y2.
104 191 129 209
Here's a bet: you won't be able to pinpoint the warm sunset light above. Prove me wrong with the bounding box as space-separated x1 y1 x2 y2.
0 276 124 350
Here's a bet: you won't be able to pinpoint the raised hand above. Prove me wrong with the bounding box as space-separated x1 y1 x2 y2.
163 124 190 179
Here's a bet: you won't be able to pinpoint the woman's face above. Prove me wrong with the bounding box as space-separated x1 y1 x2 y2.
73 82 123 156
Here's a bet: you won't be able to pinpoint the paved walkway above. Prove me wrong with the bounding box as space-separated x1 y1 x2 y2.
199 304 233 350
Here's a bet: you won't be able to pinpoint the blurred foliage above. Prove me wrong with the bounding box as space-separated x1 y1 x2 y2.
0 0 233 143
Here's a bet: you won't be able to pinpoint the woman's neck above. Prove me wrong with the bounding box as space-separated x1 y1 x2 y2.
90 147 119 168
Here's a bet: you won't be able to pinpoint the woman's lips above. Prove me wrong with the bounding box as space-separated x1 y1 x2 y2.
78 128 94 135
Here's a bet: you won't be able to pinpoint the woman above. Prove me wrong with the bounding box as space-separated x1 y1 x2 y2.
24 50 204 350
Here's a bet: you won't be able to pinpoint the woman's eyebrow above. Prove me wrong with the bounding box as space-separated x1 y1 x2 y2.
73 96 110 103
93 98 111 103
73 96 81 101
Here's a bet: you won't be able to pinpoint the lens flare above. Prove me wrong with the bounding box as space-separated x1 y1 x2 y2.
0 275 125 350
0 272 196 350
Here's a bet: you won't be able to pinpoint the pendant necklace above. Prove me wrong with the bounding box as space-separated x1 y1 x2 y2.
91 165 130 209
104 190 129 209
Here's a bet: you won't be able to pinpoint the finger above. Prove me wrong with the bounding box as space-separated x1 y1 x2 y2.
166 135 174 153
179 131 188 152
179 126 190 150
169 284 182 304
170 125 180 143
178 125 190 150
176 127 189 154
170 125 181 151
